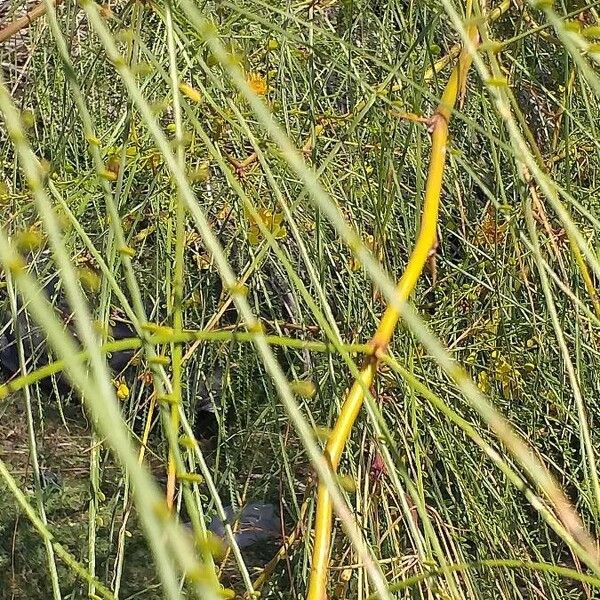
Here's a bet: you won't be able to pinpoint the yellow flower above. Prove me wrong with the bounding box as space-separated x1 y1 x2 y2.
246 72 267 96
179 82 202 103
247 208 286 246
78 267 101 292
15 226 44 252
477 371 491 394
114 380 130 400
290 380 316 398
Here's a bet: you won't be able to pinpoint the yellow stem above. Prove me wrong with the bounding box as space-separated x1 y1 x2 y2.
569 233 600 320
307 23 479 600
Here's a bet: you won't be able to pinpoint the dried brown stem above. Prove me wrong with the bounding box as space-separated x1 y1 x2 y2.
0 0 62 45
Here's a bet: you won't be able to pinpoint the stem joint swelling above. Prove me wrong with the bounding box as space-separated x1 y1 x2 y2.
426 112 449 134
306 24 480 600
368 342 387 363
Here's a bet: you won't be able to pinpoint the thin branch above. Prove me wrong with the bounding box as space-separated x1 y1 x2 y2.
0 0 62 44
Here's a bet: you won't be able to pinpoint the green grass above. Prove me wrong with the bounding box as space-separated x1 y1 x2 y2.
1 0 600 598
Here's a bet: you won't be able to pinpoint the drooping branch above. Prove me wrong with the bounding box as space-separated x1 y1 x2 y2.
306 22 481 600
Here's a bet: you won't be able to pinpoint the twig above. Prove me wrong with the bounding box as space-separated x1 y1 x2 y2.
0 0 62 45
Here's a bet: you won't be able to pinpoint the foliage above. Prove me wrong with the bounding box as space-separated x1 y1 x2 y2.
0 0 600 598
